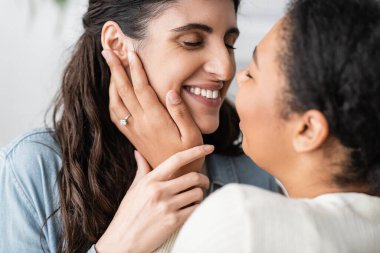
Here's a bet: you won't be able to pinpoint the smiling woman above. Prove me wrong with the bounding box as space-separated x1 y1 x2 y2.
0 0 278 253
102 0 240 134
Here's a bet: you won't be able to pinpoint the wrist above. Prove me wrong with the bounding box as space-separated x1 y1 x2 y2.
95 234 137 253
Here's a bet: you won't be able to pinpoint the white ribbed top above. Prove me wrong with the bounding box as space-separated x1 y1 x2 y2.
172 184 380 253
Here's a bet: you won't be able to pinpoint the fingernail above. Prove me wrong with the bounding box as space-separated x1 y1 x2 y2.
203 145 214 153
101 50 110 62
167 90 181 105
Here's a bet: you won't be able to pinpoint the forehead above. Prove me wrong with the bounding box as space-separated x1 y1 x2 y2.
148 0 237 31
259 20 284 53
255 19 285 69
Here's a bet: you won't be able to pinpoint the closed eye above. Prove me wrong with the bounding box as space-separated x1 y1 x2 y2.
226 44 236 50
183 41 203 48
246 71 253 79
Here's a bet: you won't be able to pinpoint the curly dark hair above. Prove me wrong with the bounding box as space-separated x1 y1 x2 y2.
281 0 380 196
50 0 241 252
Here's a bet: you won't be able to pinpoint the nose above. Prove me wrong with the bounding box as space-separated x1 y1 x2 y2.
203 44 235 81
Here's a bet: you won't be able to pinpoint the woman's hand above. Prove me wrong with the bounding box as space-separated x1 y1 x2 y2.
102 50 203 174
95 145 213 253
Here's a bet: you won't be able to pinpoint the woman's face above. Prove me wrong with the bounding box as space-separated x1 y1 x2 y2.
235 21 295 173
137 0 238 134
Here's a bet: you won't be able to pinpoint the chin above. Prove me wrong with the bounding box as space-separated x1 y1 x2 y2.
241 139 253 159
197 118 220 134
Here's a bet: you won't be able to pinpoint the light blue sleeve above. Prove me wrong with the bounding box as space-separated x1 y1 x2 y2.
0 132 100 253
0 140 60 253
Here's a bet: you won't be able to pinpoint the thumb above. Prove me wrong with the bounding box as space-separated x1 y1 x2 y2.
166 90 201 141
131 150 151 188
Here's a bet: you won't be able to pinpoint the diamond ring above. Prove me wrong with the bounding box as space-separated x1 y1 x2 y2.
119 114 132 126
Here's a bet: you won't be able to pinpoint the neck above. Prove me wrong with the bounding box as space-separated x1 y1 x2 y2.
282 177 342 198
276 156 366 198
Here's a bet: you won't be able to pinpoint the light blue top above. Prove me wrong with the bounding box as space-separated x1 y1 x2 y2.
0 128 278 253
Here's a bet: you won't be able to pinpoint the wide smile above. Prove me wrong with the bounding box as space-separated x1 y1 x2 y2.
183 84 223 107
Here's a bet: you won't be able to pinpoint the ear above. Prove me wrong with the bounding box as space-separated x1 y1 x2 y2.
101 21 134 66
292 110 329 153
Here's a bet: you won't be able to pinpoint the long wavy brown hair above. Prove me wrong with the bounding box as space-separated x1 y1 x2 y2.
51 0 242 252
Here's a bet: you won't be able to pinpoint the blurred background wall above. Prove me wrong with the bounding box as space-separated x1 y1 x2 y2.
0 0 287 147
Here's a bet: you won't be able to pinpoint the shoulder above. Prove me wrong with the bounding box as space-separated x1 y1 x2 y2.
214 186 380 252
1 128 60 163
173 184 283 253
198 184 285 218
0 128 62 213
206 153 279 192
0 128 61 185
0 126 62 194
0 128 62 251
1 128 60 157
174 185 380 253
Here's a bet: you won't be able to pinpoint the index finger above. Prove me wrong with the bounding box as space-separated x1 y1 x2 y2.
128 51 164 112
152 145 214 181
102 50 142 115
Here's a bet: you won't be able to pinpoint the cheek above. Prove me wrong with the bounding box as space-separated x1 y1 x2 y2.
235 90 244 118
139 50 202 105
235 86 252 124
236 87 274 156
236 89 255 153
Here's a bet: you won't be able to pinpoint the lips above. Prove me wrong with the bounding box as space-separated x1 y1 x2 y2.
182 84 223 107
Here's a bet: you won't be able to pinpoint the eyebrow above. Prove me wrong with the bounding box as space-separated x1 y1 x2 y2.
252 46 259 69
226 27 240 37
171 23 240 36
171 23 213 33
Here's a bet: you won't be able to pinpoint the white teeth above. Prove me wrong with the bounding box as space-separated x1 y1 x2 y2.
212 90 218 99
187 86 220 99
206 90 213 99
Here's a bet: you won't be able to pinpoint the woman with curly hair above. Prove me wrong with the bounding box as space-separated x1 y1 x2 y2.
171 0 380 251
